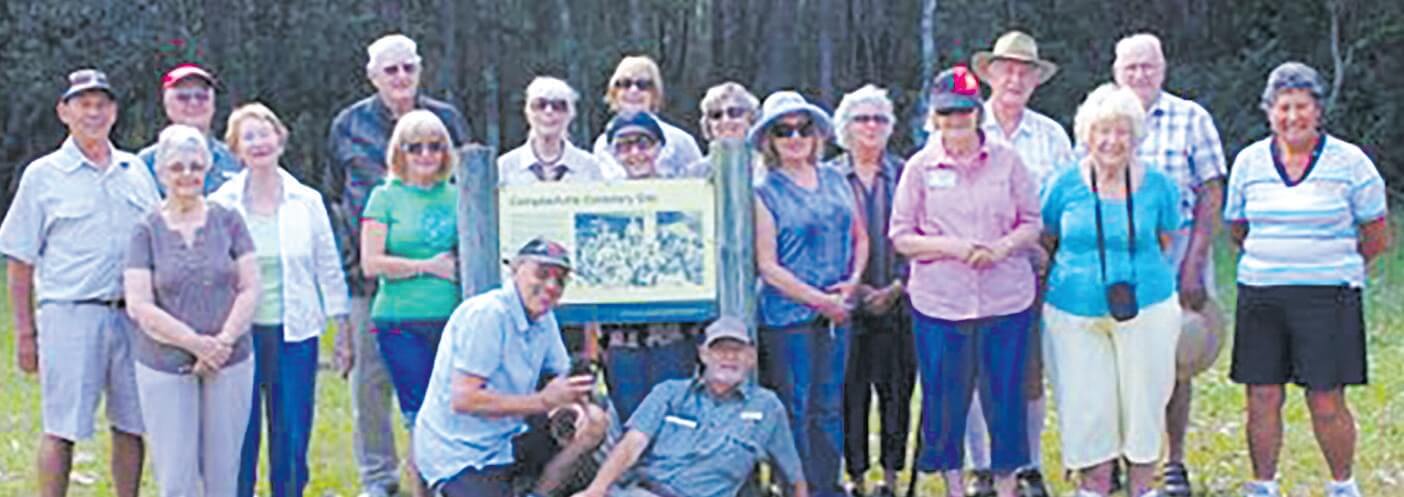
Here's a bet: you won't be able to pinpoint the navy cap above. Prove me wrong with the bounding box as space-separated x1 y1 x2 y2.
505 237 573 270
61 68 115 102
930 65 982 112
606 111 666 146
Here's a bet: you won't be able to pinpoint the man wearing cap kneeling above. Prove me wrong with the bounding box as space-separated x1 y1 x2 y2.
571 316 808 497
138 63 242 196
412 238 609 497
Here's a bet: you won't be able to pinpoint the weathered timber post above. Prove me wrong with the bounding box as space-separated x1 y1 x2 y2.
458 144 500 299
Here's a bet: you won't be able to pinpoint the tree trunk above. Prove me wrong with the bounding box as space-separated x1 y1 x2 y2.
479 0 502 150
817 0 835 102
629 0 645 44
915 0 938 144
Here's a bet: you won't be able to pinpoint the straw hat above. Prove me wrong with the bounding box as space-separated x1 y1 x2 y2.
972 31 1059 84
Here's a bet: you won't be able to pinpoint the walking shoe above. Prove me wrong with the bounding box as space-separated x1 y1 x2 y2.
1015 467 1049 497
965 470 996 497
1161 462 1192 497
1241 480 1281 497
871 484 897 497
1326 478 1363 497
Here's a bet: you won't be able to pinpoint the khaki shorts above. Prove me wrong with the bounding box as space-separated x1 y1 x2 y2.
37 302 145 441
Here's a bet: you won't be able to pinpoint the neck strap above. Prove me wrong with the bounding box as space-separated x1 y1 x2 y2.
1091 167 1137 284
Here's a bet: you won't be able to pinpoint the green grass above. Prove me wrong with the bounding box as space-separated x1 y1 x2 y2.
2 236 1401 496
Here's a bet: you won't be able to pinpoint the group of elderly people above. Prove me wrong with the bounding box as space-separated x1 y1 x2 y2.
2 27 1389 497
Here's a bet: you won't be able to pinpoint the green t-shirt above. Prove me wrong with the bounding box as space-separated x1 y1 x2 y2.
362 180 461 320
247 211 284 326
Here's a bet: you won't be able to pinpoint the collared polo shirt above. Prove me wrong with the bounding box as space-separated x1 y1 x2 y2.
981 102 1073 187
496 140 605 185
413 282 570 486
625 378 803 497
0 138 160 302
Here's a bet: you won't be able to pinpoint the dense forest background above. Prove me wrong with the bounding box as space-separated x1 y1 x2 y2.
0 0 1400 211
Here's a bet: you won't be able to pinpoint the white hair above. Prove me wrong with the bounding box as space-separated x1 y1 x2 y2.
1073 83 1146 147
365 34 421 75
524 76 580 114
832 84 895 150
1114 33 1164 67
154 124 211 170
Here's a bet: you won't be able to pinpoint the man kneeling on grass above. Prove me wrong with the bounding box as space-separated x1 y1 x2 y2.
412 238 610 497
571 316 808 497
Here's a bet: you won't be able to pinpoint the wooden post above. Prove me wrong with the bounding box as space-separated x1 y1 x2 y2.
712 138 757 340
458 144 500 299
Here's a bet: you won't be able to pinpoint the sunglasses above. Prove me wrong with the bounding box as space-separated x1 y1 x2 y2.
769 122 816 139
612 78 655 91
170 87 212 104
707 107 750 121
166 161 209 176
935 107 977 117
531 98 570 113
382 62 419 76
613 134 657 154
400 141 446 155
851 114 891 125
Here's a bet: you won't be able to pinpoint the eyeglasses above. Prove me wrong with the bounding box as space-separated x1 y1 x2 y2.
851 114 891 125
707 107 750 121
170 87 212 104
935 107 977 117
400 141 446 155
165 161 209 176
531 98 570 113
612 134 657 154
534 265 570 288
613 78 655 91
769 122 816 139
382 62 419 76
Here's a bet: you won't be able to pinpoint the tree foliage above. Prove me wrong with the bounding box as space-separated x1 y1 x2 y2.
1 0 1399 211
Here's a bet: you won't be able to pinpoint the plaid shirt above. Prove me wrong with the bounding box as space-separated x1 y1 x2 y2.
1136 91 1227 227
325 94 469 295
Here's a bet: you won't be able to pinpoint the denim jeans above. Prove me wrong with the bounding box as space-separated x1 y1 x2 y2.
373 319 447 428
912 308 1031 473
238 325 319 497
759 320 849 497
605 337 698 421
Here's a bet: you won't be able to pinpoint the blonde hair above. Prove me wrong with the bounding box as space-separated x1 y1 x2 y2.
386 110 457 183
605 55 665 112
1073 83 1147 147
225 102 289 153
697 81 759 141
833 84 895 150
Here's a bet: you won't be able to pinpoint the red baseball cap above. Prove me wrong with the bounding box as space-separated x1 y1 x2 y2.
161 64 216 89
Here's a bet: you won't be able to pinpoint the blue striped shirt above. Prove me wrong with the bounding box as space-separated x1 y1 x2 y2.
1224 135 1387 287
1137 92 1228 227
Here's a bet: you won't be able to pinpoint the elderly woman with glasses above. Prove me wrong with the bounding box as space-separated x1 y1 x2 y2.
124 124 260 497
209 103 351 497
1040 83 1184 497
752 90 869 497
359 110 463 497
591 55 702 180
1225 62 1390 497
684 81 760 178
499 76 604 185
889 67 1041 497
823 84 915 497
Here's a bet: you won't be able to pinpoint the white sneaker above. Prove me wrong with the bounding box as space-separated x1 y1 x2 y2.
1241 480 1281 497
1327 479 1363 497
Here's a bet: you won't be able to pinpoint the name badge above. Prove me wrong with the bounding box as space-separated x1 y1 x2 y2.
926 169 957 189
740 411 764 421
664 415 698 429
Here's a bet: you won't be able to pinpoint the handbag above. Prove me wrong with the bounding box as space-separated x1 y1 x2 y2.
1092 167 1139 322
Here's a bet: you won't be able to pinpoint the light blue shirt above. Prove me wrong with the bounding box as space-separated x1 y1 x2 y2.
981 103 1073 187
412 282 571 485
1136 91 1228 226
138 135 242 196
0 138 159 302
623 378 804 497
1224 135 1387 288
1042 165 1182 317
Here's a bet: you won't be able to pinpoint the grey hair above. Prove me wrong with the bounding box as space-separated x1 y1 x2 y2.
1073 83 1146 147
833 84 895 150
697 81 760 141
525 76 580 113
1260 61 1326 112
1114 33 1165 66
154 124 211 170
365 34 422 75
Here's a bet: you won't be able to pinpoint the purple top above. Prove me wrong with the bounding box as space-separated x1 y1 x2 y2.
126 204 255 373
889 136 1041 320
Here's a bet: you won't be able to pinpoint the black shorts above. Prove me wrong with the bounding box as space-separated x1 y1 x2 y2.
1230 284 1367 389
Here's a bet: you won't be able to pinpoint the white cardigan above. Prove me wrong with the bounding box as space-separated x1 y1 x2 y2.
210 168 350 342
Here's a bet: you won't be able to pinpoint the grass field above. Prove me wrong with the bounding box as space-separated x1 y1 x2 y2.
1 238 1401 496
